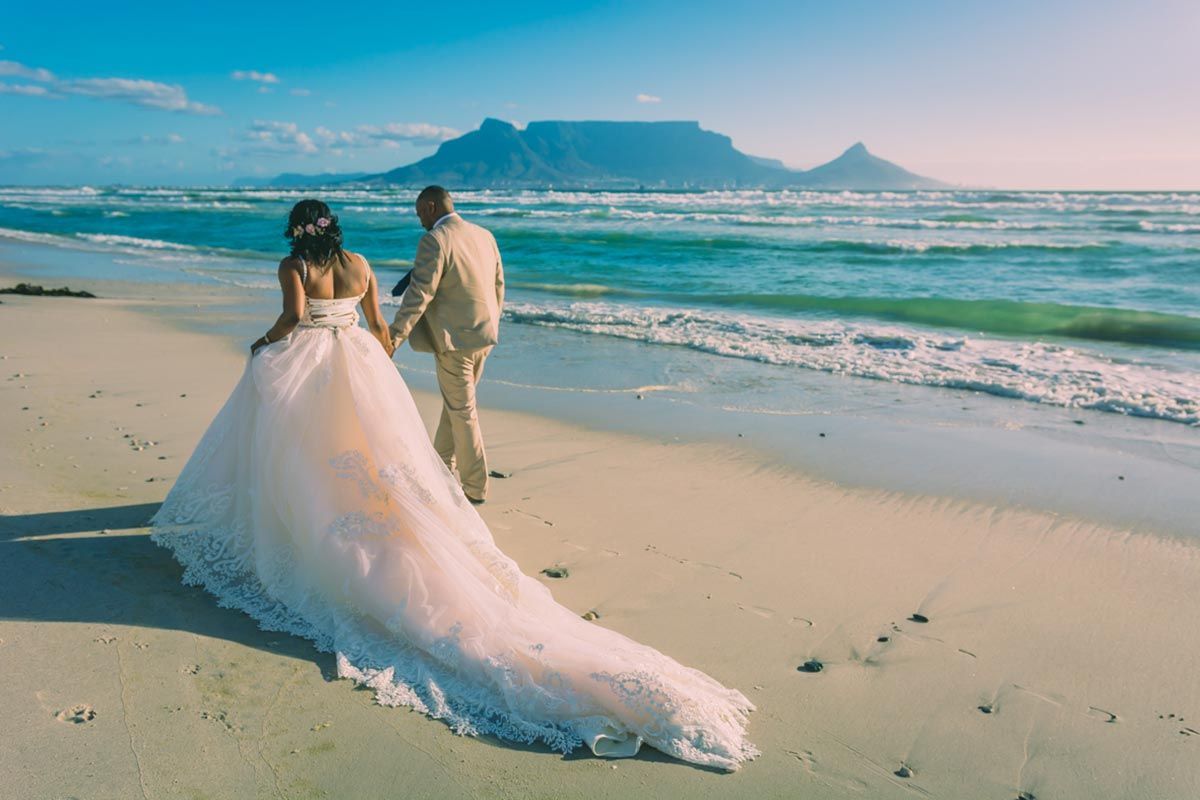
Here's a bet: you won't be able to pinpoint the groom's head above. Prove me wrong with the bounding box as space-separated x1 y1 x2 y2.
416 185 454 231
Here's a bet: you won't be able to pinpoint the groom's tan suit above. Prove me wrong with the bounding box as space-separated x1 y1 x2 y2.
389 213 504 499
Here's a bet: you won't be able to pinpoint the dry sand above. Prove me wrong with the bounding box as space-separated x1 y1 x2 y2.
1 290 1198 799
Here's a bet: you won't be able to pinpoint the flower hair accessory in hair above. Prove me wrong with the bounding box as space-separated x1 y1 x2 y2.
292 217 332 238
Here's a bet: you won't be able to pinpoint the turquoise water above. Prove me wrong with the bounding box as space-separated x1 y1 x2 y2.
1 186 1198 424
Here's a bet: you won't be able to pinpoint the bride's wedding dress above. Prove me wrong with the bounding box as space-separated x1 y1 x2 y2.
149 289 759 770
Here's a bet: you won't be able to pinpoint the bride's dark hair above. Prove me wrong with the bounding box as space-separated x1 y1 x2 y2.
284 199 345 265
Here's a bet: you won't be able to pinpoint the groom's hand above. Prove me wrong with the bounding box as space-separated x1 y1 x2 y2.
387 323 404 356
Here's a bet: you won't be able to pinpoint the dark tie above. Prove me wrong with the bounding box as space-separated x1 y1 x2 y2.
390 270 412 297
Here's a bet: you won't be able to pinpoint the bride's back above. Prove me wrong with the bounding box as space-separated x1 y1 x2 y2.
298 250 370 299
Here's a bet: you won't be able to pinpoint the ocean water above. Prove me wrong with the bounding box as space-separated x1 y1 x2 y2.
1 185 1198 426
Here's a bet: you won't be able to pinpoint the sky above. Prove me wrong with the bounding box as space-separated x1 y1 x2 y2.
1 0 1198 189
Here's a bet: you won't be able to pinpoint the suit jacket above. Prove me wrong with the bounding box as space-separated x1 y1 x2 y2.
389 215 505 353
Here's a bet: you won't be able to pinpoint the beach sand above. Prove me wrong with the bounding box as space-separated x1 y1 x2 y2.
1 289 1198 799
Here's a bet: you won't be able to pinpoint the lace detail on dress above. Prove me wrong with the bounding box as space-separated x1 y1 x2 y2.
330 451 387 500
329 510 401 543
466 540 522 601
379 462 434 505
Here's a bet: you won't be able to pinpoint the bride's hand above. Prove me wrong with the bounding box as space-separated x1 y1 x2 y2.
250 336 269 356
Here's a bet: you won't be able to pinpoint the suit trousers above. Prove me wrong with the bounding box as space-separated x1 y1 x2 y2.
432 346 492 499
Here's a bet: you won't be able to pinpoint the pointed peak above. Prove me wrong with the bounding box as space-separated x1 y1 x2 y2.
842 141 870 157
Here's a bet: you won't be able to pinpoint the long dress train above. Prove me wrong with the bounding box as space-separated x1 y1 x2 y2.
149 291 759 770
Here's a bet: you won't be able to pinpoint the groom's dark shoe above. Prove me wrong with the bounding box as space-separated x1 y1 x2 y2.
466 495 486 505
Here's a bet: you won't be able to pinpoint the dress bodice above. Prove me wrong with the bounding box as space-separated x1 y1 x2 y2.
299 295 363 329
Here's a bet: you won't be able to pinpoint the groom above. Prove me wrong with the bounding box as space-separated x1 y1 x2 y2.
388 186 505 504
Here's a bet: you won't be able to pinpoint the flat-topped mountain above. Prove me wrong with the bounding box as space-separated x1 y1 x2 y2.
251 119 949 190
375 119 790 188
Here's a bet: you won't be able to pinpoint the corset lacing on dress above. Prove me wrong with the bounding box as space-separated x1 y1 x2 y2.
299 296 362 331
295 255 364 334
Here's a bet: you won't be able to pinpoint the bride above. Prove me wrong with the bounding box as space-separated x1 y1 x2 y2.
149 199 760 770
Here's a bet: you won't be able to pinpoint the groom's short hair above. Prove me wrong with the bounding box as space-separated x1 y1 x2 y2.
417 185 451 207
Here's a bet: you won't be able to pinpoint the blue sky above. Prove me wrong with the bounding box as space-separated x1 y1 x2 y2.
1 0 1197 188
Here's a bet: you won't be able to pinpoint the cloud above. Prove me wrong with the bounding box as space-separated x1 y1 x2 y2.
0 60 54 82
118 132 186 146
245 120 319 155
290 88 311 97
231 70 280 84
636 93 662 104
58 77 221 114
0 83 55 96
0 60 219 114
316 122 461 149
0 147 48 164
231 120 458 161
98 154 133 169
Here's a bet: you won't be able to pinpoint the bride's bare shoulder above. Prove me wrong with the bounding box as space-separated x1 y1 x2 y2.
278 255 304 275
342 250 373 275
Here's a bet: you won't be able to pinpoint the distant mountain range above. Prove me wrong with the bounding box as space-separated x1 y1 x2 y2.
232 171 372 188
238 119 948 190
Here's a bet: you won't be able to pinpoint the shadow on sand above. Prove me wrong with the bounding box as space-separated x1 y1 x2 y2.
0 502 696 770
0 502 336 677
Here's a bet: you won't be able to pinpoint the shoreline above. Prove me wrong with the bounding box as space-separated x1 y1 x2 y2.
3 240 1198 541
1 279 1199 797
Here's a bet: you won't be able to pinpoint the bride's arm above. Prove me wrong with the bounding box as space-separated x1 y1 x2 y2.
359 263 393 356
251 259 305 354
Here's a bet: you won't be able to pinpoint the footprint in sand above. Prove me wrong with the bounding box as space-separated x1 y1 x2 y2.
736 603 775 619
1087 706 1119 724
182 664 200 675
784 748 818 775
93 636 117 645
1157 712 1196 736
201 710 241 733
56 704 97 724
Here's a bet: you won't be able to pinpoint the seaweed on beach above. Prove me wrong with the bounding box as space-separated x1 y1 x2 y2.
0 283 96 298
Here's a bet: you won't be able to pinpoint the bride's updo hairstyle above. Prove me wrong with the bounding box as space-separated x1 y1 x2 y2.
284 199 345 265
